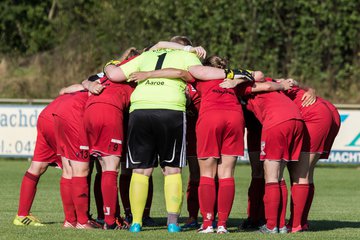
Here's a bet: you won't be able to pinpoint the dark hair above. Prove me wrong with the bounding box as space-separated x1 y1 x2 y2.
203 56 228 69
119 47 141 62
170 36 193 46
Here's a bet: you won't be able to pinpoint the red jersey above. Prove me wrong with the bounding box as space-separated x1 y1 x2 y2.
195 79 242 114
237 81 302 129
283 86 324 119
86 57 137 110
52 91 88 119
38 94 68 121
85 78 135 111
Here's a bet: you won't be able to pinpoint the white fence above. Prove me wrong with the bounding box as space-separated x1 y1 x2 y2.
0 99 359 164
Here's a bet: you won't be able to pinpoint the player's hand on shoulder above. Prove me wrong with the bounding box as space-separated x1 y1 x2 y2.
128 71 151 83
280 79 293 91
89 81 105 95
190 46 207 59
301 88 317 107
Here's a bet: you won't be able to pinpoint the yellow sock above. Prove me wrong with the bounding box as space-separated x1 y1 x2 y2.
164 173 183 214
129 173 149 225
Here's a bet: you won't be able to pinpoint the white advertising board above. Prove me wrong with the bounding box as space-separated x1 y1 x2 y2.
0 104 359 163
0 105 45 157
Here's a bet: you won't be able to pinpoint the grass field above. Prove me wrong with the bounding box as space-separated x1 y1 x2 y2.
0 159 359 240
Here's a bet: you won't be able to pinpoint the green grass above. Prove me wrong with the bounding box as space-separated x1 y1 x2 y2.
0 159 359 240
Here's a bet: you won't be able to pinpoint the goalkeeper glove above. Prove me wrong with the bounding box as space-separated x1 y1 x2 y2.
224 69 254 81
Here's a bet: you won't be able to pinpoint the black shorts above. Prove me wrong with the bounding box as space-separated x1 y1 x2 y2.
126 109 186 169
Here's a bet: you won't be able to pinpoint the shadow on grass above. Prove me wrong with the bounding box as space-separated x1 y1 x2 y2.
143 217 360 232
304 220 360 231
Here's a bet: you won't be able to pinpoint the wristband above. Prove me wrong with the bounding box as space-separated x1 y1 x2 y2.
183 45 192 52
224 69 235 79
103 60 121 73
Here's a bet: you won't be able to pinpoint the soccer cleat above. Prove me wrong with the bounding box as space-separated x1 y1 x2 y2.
181 217 199 229
95 218 105 226
278 226 289 234
103 220 124 230
197 225 214 233
129 223 141 233
142 216 158 227
168 223 181 233
289 225 302 233
63 221 77 228
302 223 309 231
13 215 45 227
216 225 229 234
258 224 278 234
76 220 101 229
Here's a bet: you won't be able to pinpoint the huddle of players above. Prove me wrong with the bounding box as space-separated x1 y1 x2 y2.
13 36 340 234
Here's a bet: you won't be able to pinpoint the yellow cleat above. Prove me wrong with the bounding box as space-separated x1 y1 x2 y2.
13 215 45 226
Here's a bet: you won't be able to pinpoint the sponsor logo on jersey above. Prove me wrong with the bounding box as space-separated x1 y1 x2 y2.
212 89 235 95
145 80 165 85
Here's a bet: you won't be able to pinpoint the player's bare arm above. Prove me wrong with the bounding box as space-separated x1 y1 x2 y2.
279 78 317 107
104 64 127 82
59 83 85 95
150 41 207 59
128 68 194 83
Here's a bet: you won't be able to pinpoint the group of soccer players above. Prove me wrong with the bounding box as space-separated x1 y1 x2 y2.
13 36 339 234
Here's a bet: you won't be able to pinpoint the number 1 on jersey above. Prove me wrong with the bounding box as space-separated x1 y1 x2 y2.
155 53 167 70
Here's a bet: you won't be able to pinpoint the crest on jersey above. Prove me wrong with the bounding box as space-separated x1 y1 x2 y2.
260 141 266 156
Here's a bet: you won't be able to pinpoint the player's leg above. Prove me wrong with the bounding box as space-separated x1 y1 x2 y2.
119 162 132 222
60 157 77 228
198 157 218 233
143 175 156 226
93 157 104 224
126 110 156 232
129 168 153 232
261 160 282 233
14 161 49 226
99 155 121 229
183 156 200 229
216 155 237 233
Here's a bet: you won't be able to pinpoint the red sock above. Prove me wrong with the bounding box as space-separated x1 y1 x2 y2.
60 177 76 223
217 178 235 228
17 171 40 216
264 182 280 229
291 184 309 228
94 172 104 219
186 179 199 220
71 176 89 224
279 180 288 228
247 178 265 222
143 176 153 218
301 183 315 226
199 176 215 228
102 171 118 225
119 173 131 216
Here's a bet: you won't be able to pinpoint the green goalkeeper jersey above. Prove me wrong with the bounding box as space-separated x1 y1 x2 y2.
120 49 202 112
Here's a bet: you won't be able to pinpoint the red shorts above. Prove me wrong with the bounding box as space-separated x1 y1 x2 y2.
320 108 341 159
33 116 62 168
302 102 333 153
260 119 304 161
54 114 89 162
84 103 124 157
196 109 245 158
